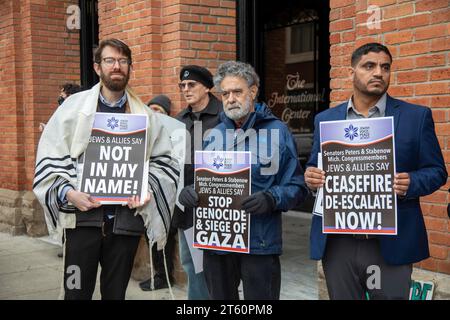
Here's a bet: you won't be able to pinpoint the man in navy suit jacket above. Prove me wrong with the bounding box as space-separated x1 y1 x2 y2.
305 43 447 300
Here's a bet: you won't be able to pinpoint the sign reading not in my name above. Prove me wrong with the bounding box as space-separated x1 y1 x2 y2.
78 112 148 204
320 117 397 235
194 151 251 253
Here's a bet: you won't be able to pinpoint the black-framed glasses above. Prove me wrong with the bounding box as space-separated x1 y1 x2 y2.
101 57 130 67
178 81 198 90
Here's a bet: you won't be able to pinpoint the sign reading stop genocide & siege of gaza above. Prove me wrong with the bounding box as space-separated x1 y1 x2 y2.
77 113 148 204
320 117 397 235
194 151 251 253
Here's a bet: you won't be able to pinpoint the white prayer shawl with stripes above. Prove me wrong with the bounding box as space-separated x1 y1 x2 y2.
33 82 180 250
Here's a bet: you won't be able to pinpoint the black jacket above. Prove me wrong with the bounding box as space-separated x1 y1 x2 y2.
172 93 223 229
75 206 145 236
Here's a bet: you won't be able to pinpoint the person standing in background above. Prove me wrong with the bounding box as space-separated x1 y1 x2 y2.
139 94 178 291
172 65 223 300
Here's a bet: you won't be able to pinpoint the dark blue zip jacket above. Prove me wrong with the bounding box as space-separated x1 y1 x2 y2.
204 103 308 254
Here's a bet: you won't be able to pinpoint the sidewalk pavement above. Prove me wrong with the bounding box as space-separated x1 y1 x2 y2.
0 211 317 300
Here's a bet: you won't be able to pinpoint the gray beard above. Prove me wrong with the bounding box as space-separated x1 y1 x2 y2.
224 97 251 121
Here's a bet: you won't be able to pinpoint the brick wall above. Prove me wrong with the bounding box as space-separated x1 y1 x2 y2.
98 0 236 116
0 0 80 192
329 0 449 274
0 0 80 235
0 0 23 191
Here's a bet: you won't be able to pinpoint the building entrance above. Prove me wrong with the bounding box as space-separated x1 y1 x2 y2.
237 0 330 211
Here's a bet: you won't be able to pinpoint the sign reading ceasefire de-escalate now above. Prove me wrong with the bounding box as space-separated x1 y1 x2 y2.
320 117 397 235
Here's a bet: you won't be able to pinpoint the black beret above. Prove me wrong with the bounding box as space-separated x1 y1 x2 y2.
179 65 214 89
147 94 171 115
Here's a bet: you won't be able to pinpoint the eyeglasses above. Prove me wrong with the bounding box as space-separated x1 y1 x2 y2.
178 82 198 90
101 57 130 67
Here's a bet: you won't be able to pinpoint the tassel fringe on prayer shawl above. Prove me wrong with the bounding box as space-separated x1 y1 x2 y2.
33 82 180 250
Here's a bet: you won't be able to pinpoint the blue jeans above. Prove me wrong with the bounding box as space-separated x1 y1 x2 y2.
178 229 210 300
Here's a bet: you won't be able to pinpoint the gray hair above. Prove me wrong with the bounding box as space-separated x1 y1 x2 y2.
213 61 260 90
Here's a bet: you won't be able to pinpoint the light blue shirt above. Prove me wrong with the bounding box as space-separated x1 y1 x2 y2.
346 93 387 119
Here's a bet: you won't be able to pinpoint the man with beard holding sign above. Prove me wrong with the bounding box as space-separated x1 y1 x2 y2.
304 43 447 300
179 61 308 299
33 39 179 299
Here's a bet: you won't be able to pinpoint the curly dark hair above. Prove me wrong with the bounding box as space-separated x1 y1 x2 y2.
61 83 82 96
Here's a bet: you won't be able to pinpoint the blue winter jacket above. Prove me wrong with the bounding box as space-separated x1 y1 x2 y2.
203 103 309 254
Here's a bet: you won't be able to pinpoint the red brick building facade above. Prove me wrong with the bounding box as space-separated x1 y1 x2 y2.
0 0 448 290
0 0 80 235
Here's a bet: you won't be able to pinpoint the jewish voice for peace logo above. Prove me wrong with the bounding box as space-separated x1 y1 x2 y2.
107 117 119 130
344 124 358 141
212 156 224 170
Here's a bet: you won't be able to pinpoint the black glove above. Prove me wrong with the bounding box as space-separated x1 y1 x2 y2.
241 191 276 215
178 185 199 208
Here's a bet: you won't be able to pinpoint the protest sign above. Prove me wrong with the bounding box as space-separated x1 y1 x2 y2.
77 112 148 204
320 117 397 234
193 151 251 253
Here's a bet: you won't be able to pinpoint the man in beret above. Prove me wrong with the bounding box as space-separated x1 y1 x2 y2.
172 65 223 299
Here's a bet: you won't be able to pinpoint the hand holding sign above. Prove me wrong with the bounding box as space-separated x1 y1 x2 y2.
125 192 152 209
66 189 102 211
241 191 276 215
305 166 326 191
394 172 410 197
179 185 199 208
